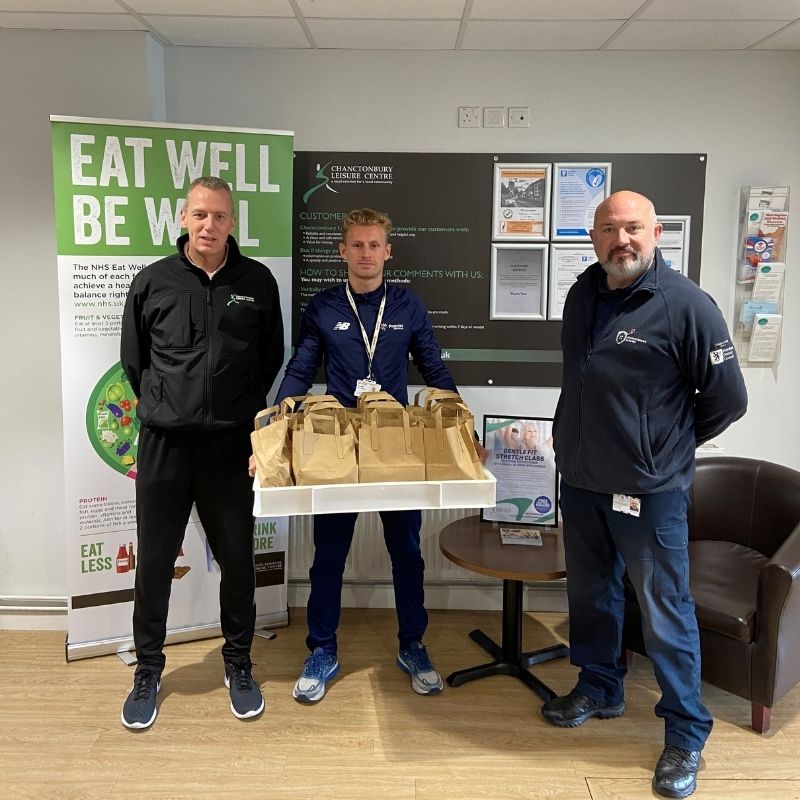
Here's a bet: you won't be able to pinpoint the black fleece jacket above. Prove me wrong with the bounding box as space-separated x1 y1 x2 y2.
121 234 283 431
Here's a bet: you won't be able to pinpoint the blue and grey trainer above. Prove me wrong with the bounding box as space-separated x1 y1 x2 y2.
397 642 443 695
292 647 340 704
121 669 161 729
224 662 264 719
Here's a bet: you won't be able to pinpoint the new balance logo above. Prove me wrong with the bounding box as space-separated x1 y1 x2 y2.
333 322 350 331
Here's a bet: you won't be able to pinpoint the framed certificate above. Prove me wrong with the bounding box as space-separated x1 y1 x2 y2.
482 416 558 526
548 244 595 320
492 163 551 240
490 244 548 320
657 214 690 276
551 163 611 241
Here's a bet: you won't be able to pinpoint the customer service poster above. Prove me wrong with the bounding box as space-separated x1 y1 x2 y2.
51 116 293 659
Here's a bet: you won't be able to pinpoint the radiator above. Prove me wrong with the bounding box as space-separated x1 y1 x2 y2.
287 510 568 613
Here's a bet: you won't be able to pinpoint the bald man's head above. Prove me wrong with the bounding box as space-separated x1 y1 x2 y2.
590 191 662 289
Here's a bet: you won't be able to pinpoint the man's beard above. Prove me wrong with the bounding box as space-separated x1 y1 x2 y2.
601 247 654 282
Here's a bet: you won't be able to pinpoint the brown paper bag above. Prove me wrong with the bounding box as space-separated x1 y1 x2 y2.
423 402 484 481
357 390 398 409
292 406 358 486
358 404 425 483
407 387 463 424
250 406 292 487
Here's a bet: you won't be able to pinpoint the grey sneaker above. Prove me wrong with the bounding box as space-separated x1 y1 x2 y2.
292 647 340 704
224 662 264 719
397 642 443 695
121 669 160 729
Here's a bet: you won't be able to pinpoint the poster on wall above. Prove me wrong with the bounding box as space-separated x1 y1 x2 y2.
482 417 558 526
492 163 552 240
551 163 611 240
657 215 691 275
548 244 596 320
51 116 294 660
490 244 548 320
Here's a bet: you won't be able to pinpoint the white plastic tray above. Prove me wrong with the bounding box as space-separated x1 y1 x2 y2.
253 469 496 517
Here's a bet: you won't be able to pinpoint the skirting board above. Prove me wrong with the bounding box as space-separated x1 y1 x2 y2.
2 582 568 632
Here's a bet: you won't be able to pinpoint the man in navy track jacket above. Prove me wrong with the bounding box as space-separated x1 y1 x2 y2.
275 208 456 704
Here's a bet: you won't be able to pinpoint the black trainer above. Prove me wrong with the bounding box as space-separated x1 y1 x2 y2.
541 688 625 727
652 745 701 798
224 662 264 719
121 669 160 730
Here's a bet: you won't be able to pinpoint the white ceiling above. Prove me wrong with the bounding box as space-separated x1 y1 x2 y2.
1 0 799 50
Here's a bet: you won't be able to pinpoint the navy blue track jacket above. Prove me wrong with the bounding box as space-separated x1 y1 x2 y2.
553 250 747 495
276 282 455 406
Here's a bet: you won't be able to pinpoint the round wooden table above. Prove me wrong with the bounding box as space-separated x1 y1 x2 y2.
439 515 568 700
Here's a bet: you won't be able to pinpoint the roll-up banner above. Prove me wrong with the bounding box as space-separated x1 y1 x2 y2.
51 117 294 661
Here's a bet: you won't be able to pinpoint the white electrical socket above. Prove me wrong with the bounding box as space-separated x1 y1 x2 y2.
458 106 481 128
508 106 531 128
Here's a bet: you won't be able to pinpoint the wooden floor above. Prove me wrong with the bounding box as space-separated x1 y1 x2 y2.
2 609 800 799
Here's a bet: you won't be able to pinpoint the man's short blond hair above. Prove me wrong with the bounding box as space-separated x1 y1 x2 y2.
341 208 392 242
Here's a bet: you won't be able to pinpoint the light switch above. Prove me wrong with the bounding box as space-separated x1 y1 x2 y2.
483 107 506 128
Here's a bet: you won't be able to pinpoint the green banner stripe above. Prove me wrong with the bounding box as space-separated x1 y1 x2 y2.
439 349 562 363
51 120 293 257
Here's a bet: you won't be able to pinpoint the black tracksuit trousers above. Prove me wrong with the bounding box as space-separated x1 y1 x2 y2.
132 424 256 673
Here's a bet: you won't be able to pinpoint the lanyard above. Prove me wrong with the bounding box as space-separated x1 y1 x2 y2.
345 283 387 381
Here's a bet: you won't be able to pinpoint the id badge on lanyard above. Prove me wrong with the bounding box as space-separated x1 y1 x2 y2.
346 283 386 397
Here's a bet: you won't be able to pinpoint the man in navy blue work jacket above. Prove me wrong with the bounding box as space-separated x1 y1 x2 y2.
545 191 747 799
275 208 456 704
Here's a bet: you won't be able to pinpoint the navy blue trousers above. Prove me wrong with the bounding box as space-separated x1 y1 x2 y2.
560 481 712 751
306 510 427 656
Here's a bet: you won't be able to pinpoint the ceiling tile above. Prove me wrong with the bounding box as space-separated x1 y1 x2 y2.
129 0 292 16
462 20 621 50
0 1 119 9
470 0 643 20
643 0 800 21
608 20 787 49
307 18 460 49
0 11 145 29
144 15 309 47
753 19 800 46
297 0 465 18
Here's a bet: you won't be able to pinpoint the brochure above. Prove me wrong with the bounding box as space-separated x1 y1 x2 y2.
751 262 785 303
500 527 543 546
748 314 782 362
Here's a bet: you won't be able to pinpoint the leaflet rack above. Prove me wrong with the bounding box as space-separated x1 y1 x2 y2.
732 186 789 377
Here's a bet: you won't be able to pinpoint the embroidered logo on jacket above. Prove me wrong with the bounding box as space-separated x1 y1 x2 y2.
709 340 736 365
380 323 404 331
227 293 255 306
615 328 647 345
333 321 350 331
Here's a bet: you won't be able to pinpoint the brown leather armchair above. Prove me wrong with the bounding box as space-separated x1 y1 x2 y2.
623 456 800 733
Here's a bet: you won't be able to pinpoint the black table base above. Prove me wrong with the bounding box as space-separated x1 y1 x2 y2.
446 578 569 701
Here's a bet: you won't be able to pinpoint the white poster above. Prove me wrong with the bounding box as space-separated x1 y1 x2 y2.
551 163 611 240
51 116 294 660
548 244 595 320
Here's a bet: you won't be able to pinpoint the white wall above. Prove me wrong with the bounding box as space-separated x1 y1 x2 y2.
0 31 156 607
2 36 799 620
